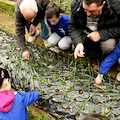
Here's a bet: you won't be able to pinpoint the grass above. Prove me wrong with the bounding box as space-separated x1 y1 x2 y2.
28 105 50 120
0 1 15 16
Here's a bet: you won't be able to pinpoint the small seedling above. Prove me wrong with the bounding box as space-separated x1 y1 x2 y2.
55 88 60 93
84 82 91 88
79 90 83 95
75 112 80 118
65 106 70 111
91 109 96 114
70 84 75 91
97 101 103 106
49 96 53 101
57 101 62 106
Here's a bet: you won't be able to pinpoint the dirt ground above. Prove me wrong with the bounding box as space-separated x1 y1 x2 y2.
0 12 44 45
0 13 15 34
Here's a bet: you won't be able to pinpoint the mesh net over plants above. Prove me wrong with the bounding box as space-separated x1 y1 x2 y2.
0 31 120 120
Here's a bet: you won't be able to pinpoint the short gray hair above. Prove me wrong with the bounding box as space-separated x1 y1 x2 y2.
20 0 38 14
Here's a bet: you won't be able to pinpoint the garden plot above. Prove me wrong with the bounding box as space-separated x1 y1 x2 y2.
0 31 120 120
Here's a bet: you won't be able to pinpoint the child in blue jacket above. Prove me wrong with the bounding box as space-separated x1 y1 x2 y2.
0 68 39 120
95 41 120 85
45 3 72 50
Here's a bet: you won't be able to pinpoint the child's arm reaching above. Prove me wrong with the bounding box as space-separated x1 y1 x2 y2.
95 41 120 85
17 91 40 107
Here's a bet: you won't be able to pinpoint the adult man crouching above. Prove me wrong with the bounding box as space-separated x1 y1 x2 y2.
15 0 50 60
68 0 120 59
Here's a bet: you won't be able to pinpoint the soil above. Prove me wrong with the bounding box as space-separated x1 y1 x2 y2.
0 12 15 34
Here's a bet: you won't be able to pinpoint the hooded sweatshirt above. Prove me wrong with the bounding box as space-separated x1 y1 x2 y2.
0 90 39 120
47 14 70 38
0 90 15 113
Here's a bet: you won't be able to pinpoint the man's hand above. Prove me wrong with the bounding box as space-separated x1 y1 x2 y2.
29 24 36 35
74 43 85 59
87 31 101 42
22 50 29 60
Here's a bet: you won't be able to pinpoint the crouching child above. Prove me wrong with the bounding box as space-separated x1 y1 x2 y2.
45 2 72 50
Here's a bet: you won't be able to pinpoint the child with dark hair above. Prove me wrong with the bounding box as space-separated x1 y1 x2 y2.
45 2 72 50
83 114 110 120
0 68 39 120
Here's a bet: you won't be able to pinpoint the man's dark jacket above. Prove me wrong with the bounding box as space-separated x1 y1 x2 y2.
68 0 120 47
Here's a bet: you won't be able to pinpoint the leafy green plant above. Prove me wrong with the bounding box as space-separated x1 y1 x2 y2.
0 2 15 16
50 0 72 15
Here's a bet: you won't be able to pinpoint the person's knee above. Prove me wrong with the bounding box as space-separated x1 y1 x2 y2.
58 42 68 50
58 36 72 50
48 32 61 45
101 38 116 54
47 37 56 45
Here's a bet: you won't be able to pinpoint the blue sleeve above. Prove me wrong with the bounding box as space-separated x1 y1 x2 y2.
18 91 40 107
99 41 120 75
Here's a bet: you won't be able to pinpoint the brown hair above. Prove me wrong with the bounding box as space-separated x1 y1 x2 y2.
83 114 110 120
0 68 10 88
83 0 105 6
45 2 60 19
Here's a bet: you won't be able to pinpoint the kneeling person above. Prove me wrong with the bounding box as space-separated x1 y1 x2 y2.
45 3 72 50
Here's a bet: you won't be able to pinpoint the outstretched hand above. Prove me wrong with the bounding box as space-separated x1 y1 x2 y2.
74 43 85 59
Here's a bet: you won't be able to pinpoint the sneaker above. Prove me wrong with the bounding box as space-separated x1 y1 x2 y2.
50 46 61 53
28 30 40 42
118 58 120 64
116 72 120 81
43 40 50 47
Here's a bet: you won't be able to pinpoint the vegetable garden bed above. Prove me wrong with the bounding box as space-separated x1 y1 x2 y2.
0 31 120 120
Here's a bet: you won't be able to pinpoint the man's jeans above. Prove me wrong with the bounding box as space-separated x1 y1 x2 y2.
25 19 49 40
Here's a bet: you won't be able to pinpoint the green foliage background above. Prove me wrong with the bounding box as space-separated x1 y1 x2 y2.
6 0 73 15
50 0 72 15
0 2 15 16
